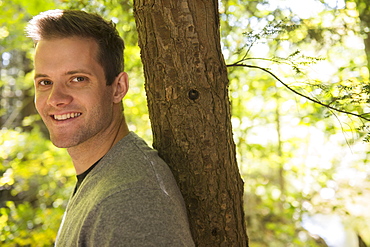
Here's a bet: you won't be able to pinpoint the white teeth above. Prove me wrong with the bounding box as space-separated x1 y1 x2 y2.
53 113 81 120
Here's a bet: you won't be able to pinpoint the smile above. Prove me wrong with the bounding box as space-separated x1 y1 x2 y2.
53 112 82 120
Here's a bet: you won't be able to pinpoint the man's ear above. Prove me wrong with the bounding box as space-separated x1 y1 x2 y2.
112 72 129 104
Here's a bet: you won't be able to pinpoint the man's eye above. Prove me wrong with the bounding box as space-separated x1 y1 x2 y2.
72 77 87 82
39 80 53 86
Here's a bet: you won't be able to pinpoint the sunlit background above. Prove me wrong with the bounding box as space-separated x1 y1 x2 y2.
1 0 369 246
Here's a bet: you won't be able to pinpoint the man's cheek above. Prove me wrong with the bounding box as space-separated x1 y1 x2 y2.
34 97 45 117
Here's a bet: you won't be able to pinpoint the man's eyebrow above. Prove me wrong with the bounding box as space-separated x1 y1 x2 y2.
65 70 93 76
34 73 49 79
34 70 93 79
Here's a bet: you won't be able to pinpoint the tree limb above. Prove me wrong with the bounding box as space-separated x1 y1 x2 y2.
226 63 370 122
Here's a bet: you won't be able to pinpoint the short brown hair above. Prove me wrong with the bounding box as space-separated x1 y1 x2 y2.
26 9 124 85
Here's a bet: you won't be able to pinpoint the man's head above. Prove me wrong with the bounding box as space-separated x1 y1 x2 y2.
26 10 129 149
26 9 124 85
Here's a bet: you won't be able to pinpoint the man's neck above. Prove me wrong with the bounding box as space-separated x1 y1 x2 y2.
67 116 129 175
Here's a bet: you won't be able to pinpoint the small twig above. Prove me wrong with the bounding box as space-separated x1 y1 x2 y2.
226 63 370 122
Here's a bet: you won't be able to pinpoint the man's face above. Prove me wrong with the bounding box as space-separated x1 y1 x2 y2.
34 37 115 148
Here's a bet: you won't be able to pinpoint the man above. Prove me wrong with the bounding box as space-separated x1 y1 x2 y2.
26 9 194 246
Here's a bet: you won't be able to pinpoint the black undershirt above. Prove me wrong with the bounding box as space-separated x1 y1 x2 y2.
73 159 101 195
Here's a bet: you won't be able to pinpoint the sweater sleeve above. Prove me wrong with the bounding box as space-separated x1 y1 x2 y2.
78 188 195 247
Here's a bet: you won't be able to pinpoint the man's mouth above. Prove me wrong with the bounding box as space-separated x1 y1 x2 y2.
52 112 82 121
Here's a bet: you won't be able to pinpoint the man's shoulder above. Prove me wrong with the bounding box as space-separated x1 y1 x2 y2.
76 132 172 200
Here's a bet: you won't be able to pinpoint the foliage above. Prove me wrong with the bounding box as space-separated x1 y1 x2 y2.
221 0 370 246
0 126 74 246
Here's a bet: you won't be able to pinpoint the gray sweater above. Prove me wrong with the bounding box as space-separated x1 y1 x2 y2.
55 132 194 246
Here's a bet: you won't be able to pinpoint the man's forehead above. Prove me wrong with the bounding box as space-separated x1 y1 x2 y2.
34 37 99 53
34 38 100 64
33 37 105 80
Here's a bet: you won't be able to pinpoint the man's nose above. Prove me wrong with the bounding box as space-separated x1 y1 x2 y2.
47 83 73 107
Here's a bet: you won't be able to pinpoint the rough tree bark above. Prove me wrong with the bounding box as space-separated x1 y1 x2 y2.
133 0 248 246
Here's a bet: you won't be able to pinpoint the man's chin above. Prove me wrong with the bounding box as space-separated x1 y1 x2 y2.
52 142 73 148
50 136 77 148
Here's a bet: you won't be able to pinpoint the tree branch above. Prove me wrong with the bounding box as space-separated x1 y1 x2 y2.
226 63 370 122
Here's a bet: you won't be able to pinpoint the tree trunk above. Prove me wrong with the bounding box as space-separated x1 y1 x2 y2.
354 0 370 76
133 0 248 246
